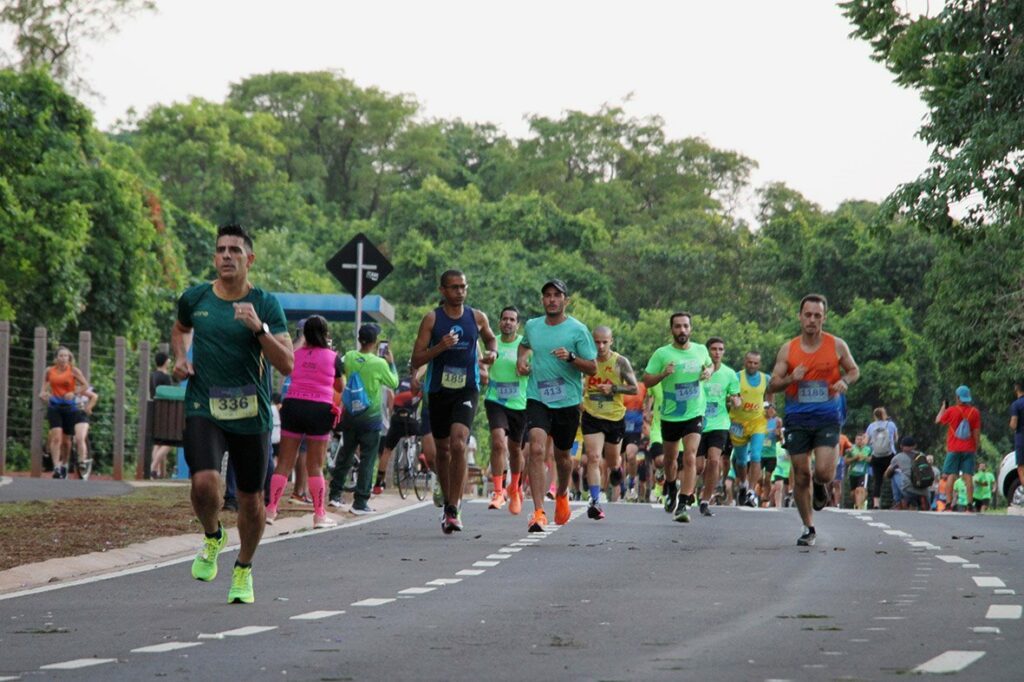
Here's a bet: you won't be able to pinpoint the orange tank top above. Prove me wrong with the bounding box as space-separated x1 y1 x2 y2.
48 364 76 398
784 333 841 400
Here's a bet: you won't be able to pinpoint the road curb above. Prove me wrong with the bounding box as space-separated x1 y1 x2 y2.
0 492 426 597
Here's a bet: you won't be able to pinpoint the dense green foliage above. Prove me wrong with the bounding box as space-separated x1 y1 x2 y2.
2 66 1022 469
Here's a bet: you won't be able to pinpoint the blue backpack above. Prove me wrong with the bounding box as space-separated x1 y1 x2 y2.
954 415 972 440
342 363 369 416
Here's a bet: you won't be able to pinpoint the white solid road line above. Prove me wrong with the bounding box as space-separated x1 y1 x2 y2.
351 598 395 607
290 610 345 620
972 577 1006 588
913 650 985 674
132 641 203 653
40 658 118 670
985 604 1023 619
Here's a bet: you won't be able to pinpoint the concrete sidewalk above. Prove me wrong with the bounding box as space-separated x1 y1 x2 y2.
0 487 425 596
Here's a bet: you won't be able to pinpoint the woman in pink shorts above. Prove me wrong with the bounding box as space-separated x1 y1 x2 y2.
266 316 344 528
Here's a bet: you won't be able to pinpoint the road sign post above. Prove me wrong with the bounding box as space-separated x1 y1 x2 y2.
326 233 393 344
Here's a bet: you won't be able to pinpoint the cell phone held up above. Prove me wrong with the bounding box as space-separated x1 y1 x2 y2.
378 341 389 357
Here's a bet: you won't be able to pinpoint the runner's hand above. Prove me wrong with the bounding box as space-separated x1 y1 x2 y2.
516 357 531 376
551 347 570 361
173 358 194 381
480 349 497 366
790 365 807 382
831 378 849 394
598 383 614 396
438 329 460 350
700 366 713 381
232 302 261 332
662 362 676 378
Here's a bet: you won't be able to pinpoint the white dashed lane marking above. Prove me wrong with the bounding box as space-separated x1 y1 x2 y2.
398 587 436 595
473 561 500 567
351 598 395 607
456 569 485 576
913 650 985 674
40 658 118 670
936 555 968 564
426 578 461 586
290 610 345 620
972 577 1006 588
132 641 203 653
985 605 1022 620
487 554 512 559
972 626 1001 634
994 589 1016 595
198 625 277 639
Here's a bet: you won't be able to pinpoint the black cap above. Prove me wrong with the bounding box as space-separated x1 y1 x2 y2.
541 278 568 295
900 435 917 448
358 323 380 344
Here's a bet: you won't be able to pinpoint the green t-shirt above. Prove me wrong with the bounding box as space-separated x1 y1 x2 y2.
341 350 399 426
644 343 713 422
774 444 791 479
649 382 663 444
703 363 740 432
522 316 597 409
847 445 871 477
973 470 995 500
485 335 528 411
177 283 287 434
953 477 968 506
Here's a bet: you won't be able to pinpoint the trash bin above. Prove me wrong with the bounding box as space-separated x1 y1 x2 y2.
151 385 186 446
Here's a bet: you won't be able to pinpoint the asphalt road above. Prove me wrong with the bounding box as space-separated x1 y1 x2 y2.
1 501 1021 681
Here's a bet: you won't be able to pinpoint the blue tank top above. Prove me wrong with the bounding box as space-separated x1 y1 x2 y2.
426 305 480 394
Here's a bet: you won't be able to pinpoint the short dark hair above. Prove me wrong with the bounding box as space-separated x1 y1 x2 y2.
706 336 724 347
302 315 331 349
669 311 692 327
217 224 254 252
500 305 519 319
440 269 465 287
799 293 828 313
155 351 169 367
358 323 380 344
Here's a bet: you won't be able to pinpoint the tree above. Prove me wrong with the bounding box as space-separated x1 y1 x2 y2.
841 0 1024 233
0 0 155 94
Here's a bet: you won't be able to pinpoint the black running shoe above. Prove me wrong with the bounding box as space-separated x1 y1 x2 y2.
664 482 679 514
609 467 623 487
699 500 713 517
812 481 830 511
587 502 605 520
797 527 816 546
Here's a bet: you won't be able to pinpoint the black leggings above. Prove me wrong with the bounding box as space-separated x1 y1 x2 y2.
869 455 893 500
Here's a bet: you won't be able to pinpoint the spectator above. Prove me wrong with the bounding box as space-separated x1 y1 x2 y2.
1008 380 1024 507
865 407 899 509
972 461 995 512
39 346 88 479
884 436 930 511
149 351 177 479
846 432 871 510
833 432 852 507
935 385 981 512
926 454 941 509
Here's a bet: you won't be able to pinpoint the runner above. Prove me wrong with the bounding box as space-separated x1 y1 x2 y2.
1009 380 1024 506
171 224 293 604
769 294 859 547
729 351 773 508
758 403 781 504
643 383 664 504
265 315 343 529
38 347 88 479
580 326 639 520
483 306 529 514
516 279 597 532
696 337 740 517
770 441 791 508
642 312 714 523
621 381 647 501
845 432 871 510
411 270 498 534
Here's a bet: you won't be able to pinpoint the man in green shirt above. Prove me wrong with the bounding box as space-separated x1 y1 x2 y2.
696 336 740 517
483 305 530 515
172 224 294 604
642 312 714 523
329 324 399 514
972 461 995 512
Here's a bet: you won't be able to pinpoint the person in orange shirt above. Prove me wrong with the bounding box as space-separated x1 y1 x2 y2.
621 381 647 501
769 294 860 547
38 346 88 479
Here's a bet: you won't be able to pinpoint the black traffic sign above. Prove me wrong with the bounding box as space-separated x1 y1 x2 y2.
325 233 393 297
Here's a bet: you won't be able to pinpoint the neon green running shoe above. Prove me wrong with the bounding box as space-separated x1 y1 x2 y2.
228 565 254 604
191 526 227 582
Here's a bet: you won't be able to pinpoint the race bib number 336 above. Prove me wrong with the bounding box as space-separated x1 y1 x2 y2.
209 385 259 420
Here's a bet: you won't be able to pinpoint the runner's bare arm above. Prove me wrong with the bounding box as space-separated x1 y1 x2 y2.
39 368 51 402
642 362 674 388
475 309 498 365
611 355 639 395
411 311 457 368
71 367 89 395
768 344 803 393
171 320 194 381
833 337 859 394
1010 414 1017 431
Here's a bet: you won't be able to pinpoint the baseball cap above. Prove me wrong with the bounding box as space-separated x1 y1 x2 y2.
900 435 917 448
955 385 972 403
358 323 380 344
541 278 568 295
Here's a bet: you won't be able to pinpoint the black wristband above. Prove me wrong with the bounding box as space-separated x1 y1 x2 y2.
566 351 576 363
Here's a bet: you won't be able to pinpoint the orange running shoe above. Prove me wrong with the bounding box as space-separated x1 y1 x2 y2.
488 490 506 510
555 493 571 525
508 489 522 516
528 508 547 532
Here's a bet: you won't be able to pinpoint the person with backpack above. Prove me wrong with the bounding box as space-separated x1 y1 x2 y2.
935 385 982 512
328 323 399 514
884 436 932 510
865 407 899 509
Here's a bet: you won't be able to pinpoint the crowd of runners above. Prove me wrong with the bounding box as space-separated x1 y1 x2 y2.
162 224 1016 605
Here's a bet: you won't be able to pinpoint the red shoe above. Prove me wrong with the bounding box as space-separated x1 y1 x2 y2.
555 494 571 525
508 489 522 516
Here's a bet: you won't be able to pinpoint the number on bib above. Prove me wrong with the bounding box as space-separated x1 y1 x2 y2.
797 380 829 404
492 381 519 400
674 381 700 402
441 365 468 390
209 385 259 421
538 378 568 404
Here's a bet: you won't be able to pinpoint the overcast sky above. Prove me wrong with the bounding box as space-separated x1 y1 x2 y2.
76 0 933 217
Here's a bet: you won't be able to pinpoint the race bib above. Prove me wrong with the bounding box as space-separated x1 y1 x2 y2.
492 381 519 400
729 422 746 438
441 365 468 390
538 378 568 404
209 384 258 421
674 381 700 402
797 380 829 404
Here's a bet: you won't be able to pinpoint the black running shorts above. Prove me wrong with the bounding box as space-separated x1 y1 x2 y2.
484 399 527 444
427 388 479 439
183 416 270 494
580 411 625 445
525 399 580 451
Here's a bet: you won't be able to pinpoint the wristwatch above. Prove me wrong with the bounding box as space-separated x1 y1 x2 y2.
565 351 576 363
255 322 269 337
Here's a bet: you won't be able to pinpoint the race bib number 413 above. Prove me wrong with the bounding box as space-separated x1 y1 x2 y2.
209 384 258 420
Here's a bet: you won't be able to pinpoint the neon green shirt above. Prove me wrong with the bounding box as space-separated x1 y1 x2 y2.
973 470 995 501
953 478 968 506
644 343 713 422
485 335 528 410
703 363 739 432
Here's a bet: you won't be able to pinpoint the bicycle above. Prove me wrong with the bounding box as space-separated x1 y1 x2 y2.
393 435 418 499
326 430 359 493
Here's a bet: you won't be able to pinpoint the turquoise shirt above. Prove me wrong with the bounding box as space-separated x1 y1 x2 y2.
522 316 597 409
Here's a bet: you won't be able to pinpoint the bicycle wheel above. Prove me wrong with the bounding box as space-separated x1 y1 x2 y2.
413 446 432 501
395 438 413 499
